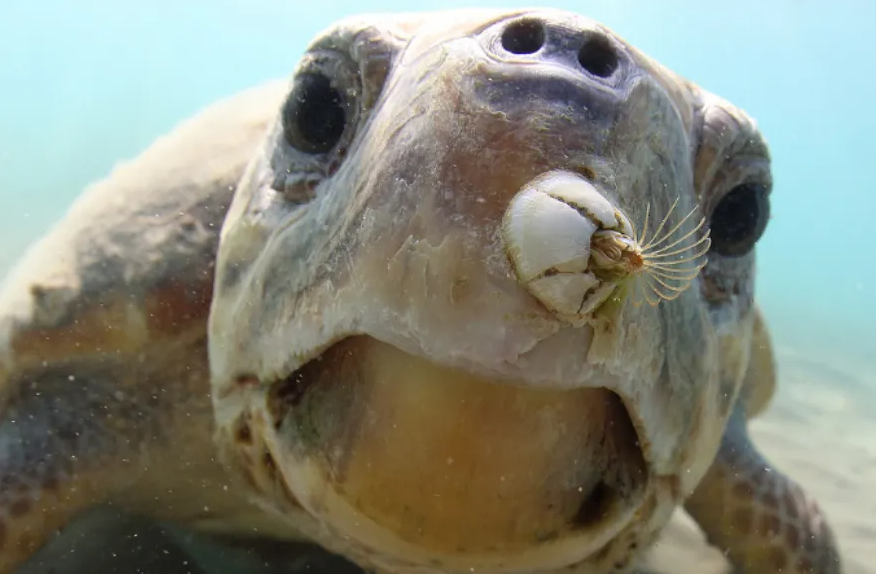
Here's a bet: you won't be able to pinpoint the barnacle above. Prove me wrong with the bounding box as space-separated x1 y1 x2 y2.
589 198 711 307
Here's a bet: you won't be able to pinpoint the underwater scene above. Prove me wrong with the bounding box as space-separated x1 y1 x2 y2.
0 1 873 573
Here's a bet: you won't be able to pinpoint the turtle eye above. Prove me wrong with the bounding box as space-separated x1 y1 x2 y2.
282 72 348 155
708 183 770 257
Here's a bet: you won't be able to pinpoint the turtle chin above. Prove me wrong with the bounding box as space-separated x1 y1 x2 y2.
256 335 650 572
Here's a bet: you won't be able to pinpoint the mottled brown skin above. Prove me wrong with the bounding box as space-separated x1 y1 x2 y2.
0 82 303 572
683 311 841 573
0 8 839 574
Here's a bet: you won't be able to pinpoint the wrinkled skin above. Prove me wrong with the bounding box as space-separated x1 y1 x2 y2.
0 8 839 574
210 8 838 574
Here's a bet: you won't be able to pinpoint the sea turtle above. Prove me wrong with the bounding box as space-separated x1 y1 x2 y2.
0 8 841 574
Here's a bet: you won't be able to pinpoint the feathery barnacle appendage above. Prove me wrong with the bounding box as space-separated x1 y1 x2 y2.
588 198 711 307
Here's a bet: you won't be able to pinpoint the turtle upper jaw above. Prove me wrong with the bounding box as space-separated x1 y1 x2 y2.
233 334 653 573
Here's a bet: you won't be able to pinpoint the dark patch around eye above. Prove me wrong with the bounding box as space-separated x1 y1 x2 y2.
709 183 770 257
283 73 348 155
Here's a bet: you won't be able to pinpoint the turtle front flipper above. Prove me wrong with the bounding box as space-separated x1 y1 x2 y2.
0 362 151 573
683 405 842 573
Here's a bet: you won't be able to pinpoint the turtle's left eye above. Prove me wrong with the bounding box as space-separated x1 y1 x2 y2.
709 182 770 257
282 72 349 155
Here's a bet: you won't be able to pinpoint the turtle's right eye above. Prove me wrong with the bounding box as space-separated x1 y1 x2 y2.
282 72 349 155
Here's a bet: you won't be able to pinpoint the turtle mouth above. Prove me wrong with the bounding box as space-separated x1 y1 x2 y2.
250 335 650 571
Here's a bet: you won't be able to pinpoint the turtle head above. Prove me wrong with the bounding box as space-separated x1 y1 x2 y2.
208 9 773 573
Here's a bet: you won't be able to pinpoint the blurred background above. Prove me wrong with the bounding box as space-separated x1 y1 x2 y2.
0 1 874 572
1 0 873 378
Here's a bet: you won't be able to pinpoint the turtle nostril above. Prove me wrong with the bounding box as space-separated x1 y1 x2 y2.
578 36 619 78
501 19 546 55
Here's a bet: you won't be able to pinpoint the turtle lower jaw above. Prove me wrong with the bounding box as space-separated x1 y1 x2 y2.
247 335 650 572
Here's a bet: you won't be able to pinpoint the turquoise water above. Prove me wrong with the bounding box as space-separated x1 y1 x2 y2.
1 1 873 382
1 4 873 396
0 1 874 572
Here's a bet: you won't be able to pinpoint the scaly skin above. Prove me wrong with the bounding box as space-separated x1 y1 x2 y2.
684 312 841 574
685 407 841 574
1 8 841 574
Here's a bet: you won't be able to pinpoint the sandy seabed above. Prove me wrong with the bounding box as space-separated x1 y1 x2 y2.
17 349 875 574
645 347 876 574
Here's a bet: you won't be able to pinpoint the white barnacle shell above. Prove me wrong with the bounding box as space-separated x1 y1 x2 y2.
502 171 626 320
502 188 596 281
534 171 635 237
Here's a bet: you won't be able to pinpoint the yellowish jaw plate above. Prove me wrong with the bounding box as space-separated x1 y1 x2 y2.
265 337 648 571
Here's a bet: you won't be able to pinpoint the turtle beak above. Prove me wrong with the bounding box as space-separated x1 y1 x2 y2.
252 333 650 571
